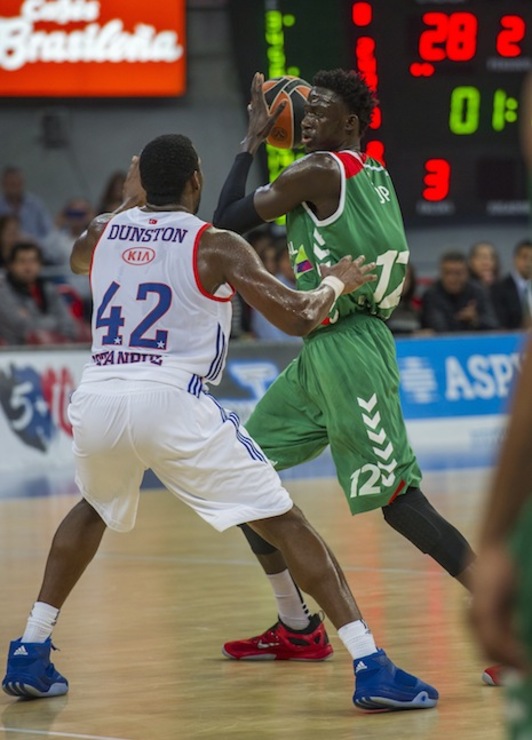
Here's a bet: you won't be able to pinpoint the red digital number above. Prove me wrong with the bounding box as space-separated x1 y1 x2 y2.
366 140 385 166
419 12 478 62
355 36 378 92
496 15 526 58
423 159 451 201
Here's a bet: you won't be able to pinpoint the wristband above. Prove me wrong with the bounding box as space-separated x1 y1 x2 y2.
321 275 345 302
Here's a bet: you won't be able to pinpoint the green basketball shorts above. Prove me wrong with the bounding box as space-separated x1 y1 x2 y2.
245 313 422 515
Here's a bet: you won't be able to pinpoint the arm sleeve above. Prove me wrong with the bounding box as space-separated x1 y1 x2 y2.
212 153 265 234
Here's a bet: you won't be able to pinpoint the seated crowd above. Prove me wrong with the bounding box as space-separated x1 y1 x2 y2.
0 163 531 346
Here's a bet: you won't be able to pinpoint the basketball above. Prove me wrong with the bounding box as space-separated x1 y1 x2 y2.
262 76 312 150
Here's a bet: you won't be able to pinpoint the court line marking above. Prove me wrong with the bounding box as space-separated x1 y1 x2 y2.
2 729 130 740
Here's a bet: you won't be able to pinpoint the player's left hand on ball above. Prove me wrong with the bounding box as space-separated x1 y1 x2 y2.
321 255 377 295
245 73 286 143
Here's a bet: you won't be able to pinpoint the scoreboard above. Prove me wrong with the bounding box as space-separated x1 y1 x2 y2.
228 0 531 225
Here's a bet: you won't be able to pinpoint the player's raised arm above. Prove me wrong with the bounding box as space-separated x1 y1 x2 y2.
71 155 146 274
198 227 375 336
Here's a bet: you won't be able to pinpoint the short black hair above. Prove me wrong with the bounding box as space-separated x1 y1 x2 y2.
312 69 377 135
8 241 42 264
440 250 467 265
139 134 199 206
514 238 532 257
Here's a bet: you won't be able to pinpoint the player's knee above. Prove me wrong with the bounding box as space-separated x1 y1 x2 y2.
382 487 475 577
239 523 279 555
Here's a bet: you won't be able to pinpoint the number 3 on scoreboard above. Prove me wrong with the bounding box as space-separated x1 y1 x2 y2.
95 281 172 349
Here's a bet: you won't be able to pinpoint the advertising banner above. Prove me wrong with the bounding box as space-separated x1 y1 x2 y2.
0 0 186 96
0 332 525 478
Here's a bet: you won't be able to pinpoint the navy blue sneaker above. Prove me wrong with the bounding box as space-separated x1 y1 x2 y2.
2 638 68 698
353 649 438 711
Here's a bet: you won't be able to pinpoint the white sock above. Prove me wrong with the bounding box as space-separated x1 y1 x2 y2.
338 620 377 660
21 602 60 643
268 570 311 631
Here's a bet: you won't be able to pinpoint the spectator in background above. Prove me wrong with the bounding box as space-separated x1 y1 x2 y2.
44 197 94 266
96 170 126 215
491 239 532 330
0 214 24 269
421 250 499 333
0 242 85 346
229 226 276 340
43 197 94 320
0 166 53 245
468 241 500 288
387 262 423 336
251 241 303 343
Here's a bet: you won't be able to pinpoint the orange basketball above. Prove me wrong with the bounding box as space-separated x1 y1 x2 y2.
263 76 312 150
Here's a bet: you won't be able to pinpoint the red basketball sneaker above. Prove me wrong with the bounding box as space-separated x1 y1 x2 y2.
222 613 333 661
482 665 506 686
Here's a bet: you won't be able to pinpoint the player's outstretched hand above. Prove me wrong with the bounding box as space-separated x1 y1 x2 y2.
321 255 377 295
122 155 146 207
242 72 286 154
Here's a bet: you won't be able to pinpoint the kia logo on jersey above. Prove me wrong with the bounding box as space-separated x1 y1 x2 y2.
121 247 156 265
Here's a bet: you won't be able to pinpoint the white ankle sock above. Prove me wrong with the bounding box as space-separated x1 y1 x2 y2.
267 570 311 631
337 620 377 660
21 602 60 643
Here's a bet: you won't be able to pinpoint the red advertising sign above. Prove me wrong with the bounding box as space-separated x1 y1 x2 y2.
0 0 186 97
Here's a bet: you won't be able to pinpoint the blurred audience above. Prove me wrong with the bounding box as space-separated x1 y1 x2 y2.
421 250 499 333
491 239 532 330
44 197 94 266
387 262 423 336
468 241 500 288
251 240 303 343
43 197 94 320
0 242 89 346
0 166 53 245
228 227 276 340
0 214 25 269
97 170 126 214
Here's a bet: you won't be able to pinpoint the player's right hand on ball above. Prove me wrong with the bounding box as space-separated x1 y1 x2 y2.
321 255 377 294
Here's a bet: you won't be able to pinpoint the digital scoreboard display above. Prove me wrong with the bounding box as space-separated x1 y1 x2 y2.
228 0 531 225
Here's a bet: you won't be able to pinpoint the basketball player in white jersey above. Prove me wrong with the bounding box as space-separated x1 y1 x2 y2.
2 134 438 711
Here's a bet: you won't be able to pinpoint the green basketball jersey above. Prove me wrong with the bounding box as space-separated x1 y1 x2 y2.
287 150 409 324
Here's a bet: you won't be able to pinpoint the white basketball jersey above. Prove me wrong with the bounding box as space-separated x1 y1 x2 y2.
82 208 233 388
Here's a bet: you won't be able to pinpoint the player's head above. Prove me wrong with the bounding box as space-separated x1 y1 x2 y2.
513 239 532 280
439 250 469 295
139 134 202 212
300 69 377 153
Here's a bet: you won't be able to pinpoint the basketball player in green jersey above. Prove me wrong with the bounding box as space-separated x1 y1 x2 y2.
214 69 492 679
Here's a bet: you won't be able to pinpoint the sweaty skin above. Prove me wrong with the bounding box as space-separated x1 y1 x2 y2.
242 73 361 222
71 156 376 338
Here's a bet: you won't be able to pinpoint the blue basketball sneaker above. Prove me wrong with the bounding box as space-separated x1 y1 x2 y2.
353 649 438 711
2 638 69 698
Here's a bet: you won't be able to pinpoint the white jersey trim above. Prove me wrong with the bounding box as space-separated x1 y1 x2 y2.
301 151 347 227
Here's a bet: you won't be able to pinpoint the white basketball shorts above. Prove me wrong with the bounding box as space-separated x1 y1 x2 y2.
68 379 293 532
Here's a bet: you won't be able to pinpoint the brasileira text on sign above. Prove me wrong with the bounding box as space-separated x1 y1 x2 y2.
0 0 186 96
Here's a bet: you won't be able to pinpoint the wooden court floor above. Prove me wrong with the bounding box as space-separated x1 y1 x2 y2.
0 470 504 740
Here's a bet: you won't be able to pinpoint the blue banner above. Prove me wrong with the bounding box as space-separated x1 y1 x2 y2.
396 332 526 420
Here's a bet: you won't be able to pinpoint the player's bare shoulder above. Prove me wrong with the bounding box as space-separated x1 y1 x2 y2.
200 225 249 258
71 212 115 274
284 151 340 180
